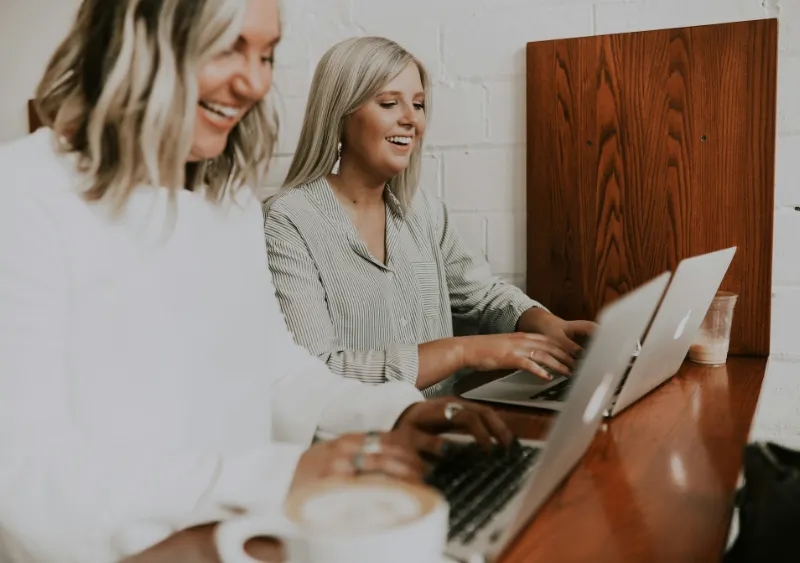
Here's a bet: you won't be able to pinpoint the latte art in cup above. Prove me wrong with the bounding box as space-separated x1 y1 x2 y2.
215 475 448 563
286 477 440 533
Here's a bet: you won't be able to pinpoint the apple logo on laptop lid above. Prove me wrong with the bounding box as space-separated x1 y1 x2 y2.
674 309 693 340
583 372 615 423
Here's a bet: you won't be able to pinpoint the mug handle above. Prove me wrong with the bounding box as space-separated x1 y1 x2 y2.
214 514 299 563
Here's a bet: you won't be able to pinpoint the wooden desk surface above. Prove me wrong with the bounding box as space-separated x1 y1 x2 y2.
124 357 765 563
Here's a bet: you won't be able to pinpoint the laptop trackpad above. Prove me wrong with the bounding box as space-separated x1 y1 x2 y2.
500 369 564 388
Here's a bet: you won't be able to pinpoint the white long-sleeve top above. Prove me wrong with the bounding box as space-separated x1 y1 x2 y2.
0 129 423 563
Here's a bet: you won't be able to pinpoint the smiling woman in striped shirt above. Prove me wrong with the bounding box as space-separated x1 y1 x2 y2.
264 36 596 396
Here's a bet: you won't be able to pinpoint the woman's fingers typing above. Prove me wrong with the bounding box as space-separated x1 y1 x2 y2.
392 398 517 457
465 333 579 378
402 428 450 459
504 334 574 379
519 347 569 377
442 401 514 452
476 407 514 448
549 332 584 359
524 334 576 368
455 409 495 451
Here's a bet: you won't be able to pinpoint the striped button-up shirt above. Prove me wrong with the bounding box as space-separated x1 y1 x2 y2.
263 178 541 394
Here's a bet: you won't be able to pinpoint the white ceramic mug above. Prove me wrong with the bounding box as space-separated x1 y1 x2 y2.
215 476 449 563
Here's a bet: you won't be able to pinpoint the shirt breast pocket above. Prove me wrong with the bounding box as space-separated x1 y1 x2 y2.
411 261 442 317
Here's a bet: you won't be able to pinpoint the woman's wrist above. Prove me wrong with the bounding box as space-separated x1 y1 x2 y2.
516 306 555 334
416 337 473 389
454 336 476 370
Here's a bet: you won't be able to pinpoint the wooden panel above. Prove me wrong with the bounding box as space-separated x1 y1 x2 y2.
28 99 43 133
526 19 778 356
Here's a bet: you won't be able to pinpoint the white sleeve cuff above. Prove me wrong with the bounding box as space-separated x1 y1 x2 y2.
317 381 424 437
210 444 305 512
110 444 304 560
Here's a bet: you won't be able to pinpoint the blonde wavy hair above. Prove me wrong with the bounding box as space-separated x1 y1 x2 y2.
34 0 278 213
282 36 431 210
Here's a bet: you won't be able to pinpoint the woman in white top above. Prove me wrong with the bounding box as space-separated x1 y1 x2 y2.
0 3 511 562
264 37 597 394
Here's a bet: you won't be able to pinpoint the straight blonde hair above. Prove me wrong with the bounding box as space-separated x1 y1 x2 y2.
282 36 431 210
34 0 278 214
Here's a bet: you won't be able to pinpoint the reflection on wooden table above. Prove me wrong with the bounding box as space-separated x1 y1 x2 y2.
489 357 764 562
123 358 764 563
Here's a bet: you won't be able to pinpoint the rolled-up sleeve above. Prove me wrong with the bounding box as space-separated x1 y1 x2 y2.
430 195 545 334
264 205 419 386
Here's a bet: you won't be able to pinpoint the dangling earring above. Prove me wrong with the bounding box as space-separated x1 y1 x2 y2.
331 141 342 175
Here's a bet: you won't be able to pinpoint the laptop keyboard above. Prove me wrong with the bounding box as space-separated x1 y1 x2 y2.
529 361 636 403
425 440 539 544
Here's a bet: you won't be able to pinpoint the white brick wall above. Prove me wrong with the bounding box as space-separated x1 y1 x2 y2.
1 0 798 357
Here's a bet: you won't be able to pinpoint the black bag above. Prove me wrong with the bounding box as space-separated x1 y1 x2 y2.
724 442 800 563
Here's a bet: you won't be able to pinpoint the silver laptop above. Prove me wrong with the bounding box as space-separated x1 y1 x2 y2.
462 247 736 418
609 246 736 416
438 272 670 563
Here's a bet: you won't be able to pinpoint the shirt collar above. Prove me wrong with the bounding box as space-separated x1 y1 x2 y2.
305 177 392 270
307 177 406 221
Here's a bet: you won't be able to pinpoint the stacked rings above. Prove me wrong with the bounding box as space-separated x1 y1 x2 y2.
351 452 366 474
352 431 383 474
361 431 382 455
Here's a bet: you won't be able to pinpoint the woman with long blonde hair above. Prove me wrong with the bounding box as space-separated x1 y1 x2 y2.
265 36 597 396
0 4 510 561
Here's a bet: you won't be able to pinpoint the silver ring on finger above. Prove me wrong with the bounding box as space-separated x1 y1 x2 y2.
444 402 465 421
351 452 366 475
362 431 383 455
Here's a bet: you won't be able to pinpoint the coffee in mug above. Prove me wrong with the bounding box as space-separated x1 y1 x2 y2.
215 475 448 563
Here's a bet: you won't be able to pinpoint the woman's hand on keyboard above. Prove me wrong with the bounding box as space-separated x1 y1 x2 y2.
516 307 597 357
459 333 574 381
393 398 514 453
290 429 443 491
